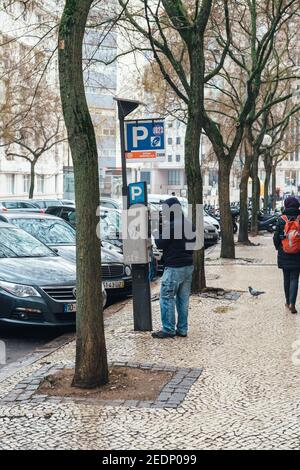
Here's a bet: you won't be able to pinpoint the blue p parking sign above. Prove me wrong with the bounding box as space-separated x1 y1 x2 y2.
125 120 165 162
128 182 147 206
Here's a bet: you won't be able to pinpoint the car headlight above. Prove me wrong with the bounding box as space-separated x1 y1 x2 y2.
0 280 41 298
125 265 131 276
204 229 208 233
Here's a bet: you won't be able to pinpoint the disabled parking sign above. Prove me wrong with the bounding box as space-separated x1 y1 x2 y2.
125 119 165 162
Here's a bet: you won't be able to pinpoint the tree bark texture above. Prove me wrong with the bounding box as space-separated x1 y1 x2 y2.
58 0 108 388
29 160 36 199
238 133 252 244
250 148 260 235
218 160 235 258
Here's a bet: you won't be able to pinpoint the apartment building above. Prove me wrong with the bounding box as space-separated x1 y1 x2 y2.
0 1 65 200
0 1 119 200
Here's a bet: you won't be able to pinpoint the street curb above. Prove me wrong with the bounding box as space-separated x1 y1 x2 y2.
0 281 161 385
0 332 75 384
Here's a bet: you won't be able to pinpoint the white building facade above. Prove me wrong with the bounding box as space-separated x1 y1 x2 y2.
0 1 66 200
0 1 120 201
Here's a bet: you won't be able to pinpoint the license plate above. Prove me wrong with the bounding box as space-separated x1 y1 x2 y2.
206 234 214 239
64 303 76 313
103 280 125 289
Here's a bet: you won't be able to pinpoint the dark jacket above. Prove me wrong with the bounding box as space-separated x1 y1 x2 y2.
155 198 195 268
273 207 300 270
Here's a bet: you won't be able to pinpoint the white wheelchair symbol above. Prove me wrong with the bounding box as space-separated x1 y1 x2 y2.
151 136 161 148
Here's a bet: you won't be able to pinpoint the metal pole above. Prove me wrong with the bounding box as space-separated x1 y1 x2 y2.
118 105 128 204
114 98 152 332
115 98 141 207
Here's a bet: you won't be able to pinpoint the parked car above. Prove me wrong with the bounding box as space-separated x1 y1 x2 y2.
0 212 132 298
204 220 219 246
0 200 42 212
100 197 121 210
148 193 221 234
46 205 124 250
31 199 76 209
60 199 75 206
46 205 76 227
30 199 64 209
0 221 79 326
204 211 220 235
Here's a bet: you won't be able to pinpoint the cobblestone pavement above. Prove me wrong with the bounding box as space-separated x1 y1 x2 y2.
1 235 300 450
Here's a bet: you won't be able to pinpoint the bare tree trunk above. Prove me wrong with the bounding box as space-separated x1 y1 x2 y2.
263 166 272 213
238 134 251 244
251 150 260 235
58 0 108 388
184 25 207 293
185 113 205 292
29 161 35 199
218 160 235 258
263 150 272 213
272 164 277 210
238 162 251 244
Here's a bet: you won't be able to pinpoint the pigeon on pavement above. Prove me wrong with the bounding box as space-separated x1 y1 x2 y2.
248 286 265 297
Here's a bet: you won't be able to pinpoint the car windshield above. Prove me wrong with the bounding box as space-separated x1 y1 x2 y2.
10 218 76 245
0 227 55 258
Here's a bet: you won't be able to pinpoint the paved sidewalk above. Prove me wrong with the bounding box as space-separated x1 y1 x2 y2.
1 235 300 450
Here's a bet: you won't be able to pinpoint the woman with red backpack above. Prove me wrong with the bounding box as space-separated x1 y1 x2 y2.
274 196 300 314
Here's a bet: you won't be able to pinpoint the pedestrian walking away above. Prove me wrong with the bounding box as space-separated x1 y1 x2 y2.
152 197 195 339
273 196 300 314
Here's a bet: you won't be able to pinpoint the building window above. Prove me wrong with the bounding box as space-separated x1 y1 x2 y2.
37 175 45 193
209 170 218 186
7 174 15 194
168 170 181 185
168 154 172 162
176 154 181 162
285 170 297 187
23 175 30 193
176 137 181 145
167 137 173 145
168 122 173 128
140 171 151 185
55 174 59 193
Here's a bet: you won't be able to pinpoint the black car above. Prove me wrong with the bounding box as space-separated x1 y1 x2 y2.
0 212 132 298
46 204 77 227
31 199 75 209
0 222 78 327
30 199 64 209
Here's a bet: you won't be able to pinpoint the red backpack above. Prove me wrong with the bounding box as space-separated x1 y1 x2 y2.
281 215 300 254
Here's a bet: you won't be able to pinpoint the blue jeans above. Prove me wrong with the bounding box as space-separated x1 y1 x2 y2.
283 269 300 305
160 265 194 335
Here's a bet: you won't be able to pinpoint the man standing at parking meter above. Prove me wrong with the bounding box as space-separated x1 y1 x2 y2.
152 198 195 339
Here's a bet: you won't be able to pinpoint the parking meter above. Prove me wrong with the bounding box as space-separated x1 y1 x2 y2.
122 182 152 331
122 205 151 265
